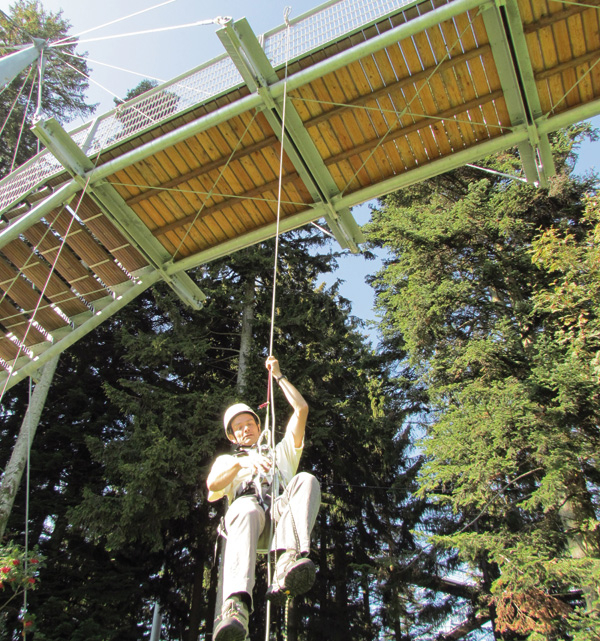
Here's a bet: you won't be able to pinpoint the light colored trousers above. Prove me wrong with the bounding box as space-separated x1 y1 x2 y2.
221 471 321 602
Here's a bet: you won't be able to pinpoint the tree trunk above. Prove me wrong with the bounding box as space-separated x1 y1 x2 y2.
185 553 205 641
237 276 255 396
362 570 372 636
559 474 600 612
0 355 59 539
332 517 350 641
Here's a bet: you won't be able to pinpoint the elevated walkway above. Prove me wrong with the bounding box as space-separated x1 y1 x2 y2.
0 0 598 388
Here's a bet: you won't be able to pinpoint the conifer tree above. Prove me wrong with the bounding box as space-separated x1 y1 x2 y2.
2 228 414 640
366 124 600 640
0 0 94 177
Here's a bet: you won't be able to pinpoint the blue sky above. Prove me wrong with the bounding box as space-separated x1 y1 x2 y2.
2 0 598 339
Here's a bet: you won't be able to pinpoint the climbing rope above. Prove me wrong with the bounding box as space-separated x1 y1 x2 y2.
261 8 293 639
22 375 32 638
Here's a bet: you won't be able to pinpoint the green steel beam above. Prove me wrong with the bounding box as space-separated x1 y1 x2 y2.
0 38 46 87
5 79 593 260
218 18 364 252
31 118 206 310
480 3 541 184
0 180 79 248
539 96 600 132
66 0 488 198
2 0 599 263
502 0 555 179
481 1 555 186
0 268 161 391
166 126 530 276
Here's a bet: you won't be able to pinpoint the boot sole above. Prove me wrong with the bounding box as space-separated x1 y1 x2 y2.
214 622 248 641
267 558 316 606
284 558 316 595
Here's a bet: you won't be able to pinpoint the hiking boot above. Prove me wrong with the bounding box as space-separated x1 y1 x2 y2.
214 596 249 641
266 550 316 606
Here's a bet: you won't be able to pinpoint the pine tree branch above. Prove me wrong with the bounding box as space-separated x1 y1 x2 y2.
435 613 491 640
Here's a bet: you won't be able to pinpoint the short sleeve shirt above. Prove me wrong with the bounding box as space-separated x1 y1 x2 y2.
208 430 303 504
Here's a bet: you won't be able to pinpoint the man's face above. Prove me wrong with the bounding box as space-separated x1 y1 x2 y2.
230 412 260 446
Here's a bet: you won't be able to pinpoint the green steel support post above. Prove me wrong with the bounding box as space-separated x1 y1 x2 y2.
0 37 46 87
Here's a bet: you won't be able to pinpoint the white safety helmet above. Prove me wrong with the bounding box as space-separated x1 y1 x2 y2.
223 403 261 441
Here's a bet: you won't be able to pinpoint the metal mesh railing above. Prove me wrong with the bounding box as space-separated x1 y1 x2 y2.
265 0 414 66
0 0 416 214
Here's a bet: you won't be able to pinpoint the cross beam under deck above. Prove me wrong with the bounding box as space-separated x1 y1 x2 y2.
218 17 364 253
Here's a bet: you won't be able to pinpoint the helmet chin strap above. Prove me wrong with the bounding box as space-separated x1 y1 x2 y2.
233 428 265 449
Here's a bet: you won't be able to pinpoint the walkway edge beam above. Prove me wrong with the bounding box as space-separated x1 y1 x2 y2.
83 0 489 186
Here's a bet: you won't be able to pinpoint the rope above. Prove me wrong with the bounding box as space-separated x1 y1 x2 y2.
107 181 307 208
0 165 98 405
0 210 76 402
263 11 292 640
22 375 32 638
57 56 146 113
283 597 291 640
0 8 36 41
172 111 259 260
549 54 600 116
290 94 507 132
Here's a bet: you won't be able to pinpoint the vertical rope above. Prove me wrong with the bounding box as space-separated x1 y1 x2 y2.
265 11 292 640
283 597 291 641
267 6 292 360
22 375 32 638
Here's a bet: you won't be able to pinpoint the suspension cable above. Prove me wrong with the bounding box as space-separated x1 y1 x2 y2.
10 70 37 174
50 19 223 48
0 65 33 140
61 50 166 84
50 0 179 47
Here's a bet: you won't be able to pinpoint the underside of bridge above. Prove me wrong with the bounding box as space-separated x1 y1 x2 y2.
0 0 598 389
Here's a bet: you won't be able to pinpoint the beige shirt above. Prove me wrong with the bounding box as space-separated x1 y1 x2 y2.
208 430 303 504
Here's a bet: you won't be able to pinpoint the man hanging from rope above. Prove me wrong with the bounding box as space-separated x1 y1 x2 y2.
207 356 321 641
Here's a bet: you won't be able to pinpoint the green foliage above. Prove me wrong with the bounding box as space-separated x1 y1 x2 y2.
367 124 600 639
0 543 42 637
0 0 95 176
0 227 413 640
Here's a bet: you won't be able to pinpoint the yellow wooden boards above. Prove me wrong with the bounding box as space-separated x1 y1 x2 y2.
0 0 598 385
